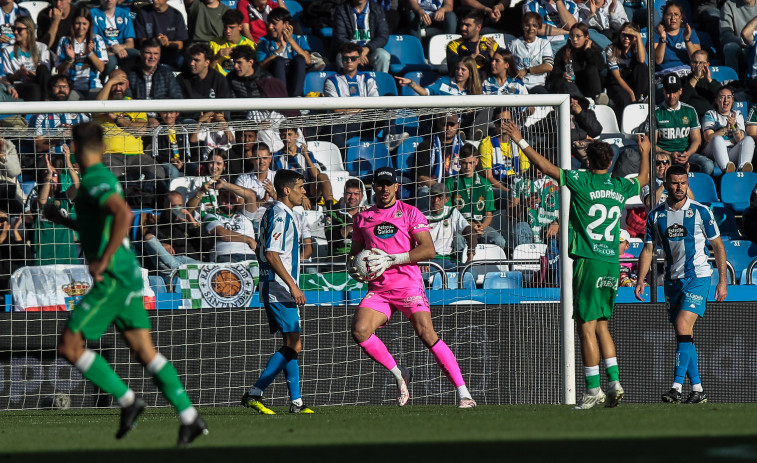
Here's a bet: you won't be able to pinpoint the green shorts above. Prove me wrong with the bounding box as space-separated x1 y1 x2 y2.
67 270 151 340
573 257 619 322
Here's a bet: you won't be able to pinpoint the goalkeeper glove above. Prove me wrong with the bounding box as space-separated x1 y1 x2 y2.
347 254 367 283
366 248 410 279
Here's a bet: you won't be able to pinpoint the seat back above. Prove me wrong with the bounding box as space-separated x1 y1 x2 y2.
19 1 50 26
720 172 757 212
166 0 189 29
627 238 644 258
621 103 648 136
307 140 344 171
396 136 422 173
303 71 336 95
428 34 461 66
345 141 392 178
511 243 547 272
401 70 439 96
594 104 621 134
687 172 720 204
722 240 757 283
482 271 523 289
365 71 399 96
286 0 303 22
708 66 739 86
385 35 430 73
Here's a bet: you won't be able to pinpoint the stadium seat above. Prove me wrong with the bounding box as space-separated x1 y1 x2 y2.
307 140 344 171
722 240 757 284
400 70 439 96
687 172 723 209
711 206 741 241
511 243 547 273
303 71 335 95
20 180 36 196
365 71 398 96
395 136 422 174
464 243 508 286
442 271 476 290
306 35 326 56
345 140 392 178
483 33 509 49
483 271 523 289
149 275 167 294
621 103 648 136
720 172 757 213
385 35 432 75
708 66 739 86
627 238 644 258
734 101 749 116
428 33 460 70
593 104 621 137
18 1 48 26
286 0 303 22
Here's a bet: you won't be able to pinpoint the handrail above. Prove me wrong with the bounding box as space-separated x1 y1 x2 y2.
746 257 757 285
458 258 541 289
706 256 737 285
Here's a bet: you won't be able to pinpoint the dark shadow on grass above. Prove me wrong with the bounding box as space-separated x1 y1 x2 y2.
5 437 757 463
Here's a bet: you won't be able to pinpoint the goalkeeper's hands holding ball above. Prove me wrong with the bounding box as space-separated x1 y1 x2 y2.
366 249 410 279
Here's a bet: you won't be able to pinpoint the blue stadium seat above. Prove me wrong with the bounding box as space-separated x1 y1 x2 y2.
687 172 723 209
720 172 757 213
722 240 757 284
345 140 392 178
396 136 422 174
149 275 167 294
626 239 644 258
287 0 303 22
131 208 152 242
734 100 749 117
306 35 326 56
711 205 741 241
740 267 757 285
385 35 432 75
400 70 439 96
446 271 476 290
20 180 36 196
709 66 739 86
365 71 398 96
172 276 181 293
303 70 335 95
483 271 523 289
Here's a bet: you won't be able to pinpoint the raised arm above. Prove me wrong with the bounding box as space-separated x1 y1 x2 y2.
501 120 561 180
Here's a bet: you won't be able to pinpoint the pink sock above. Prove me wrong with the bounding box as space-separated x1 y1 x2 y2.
359 334 398 371
430 339 465 387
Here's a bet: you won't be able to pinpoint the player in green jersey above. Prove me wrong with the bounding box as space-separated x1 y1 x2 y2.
503 120 650 409
43 122 208 446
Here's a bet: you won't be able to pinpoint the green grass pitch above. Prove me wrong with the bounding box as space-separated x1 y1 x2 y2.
2 404 757 462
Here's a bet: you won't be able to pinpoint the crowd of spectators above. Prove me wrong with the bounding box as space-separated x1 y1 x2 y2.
2 0 757 295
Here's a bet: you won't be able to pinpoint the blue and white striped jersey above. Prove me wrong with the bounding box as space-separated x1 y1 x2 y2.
259 201 301 287
323 72 379 97
645 198 720 280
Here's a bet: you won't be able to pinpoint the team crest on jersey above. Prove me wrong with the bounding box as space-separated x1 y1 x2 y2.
374 222 398 239
665 223 687 240
394 209 402 218
685 209 694 218
454 195 465 210
682 116 689 124
443 219 450 227
476 197 485 211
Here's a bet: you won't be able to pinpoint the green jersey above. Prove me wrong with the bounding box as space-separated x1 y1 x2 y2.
75 163 140 282
559 169 640 263
655 102 700 153
445 173 495 222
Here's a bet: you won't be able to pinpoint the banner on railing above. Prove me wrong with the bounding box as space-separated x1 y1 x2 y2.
177 261 259 309
10 265 156 311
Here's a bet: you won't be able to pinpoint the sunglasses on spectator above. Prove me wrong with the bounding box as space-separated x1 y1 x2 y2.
656 160 670 166
621 33 635 39
13 27 27 32
341 55 359 62
445 121 458 127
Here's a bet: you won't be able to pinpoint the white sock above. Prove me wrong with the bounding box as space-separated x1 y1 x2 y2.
117 389 135 408
146 353 168 375
248 386 264 397
292 398 303 407
604 357 618 368
389 366 403 382
584 365 600 377
692 383 703 392
672 382 683 392
457 385 471 400
179 406 198 425
74 349 97 373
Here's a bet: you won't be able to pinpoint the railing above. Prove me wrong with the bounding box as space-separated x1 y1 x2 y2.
744 257 757 285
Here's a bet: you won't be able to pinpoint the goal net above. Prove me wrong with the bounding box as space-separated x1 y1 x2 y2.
0 94 575 409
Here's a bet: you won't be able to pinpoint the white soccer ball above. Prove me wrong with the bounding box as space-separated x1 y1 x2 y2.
352 249 376 282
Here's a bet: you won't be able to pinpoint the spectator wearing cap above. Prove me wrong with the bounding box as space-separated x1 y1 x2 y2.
425 182 477 273
333 0 390 73
680 49 720 118
656 73 713 175
445 143 507 251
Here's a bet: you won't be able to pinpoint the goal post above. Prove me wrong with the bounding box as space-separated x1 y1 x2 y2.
0 94 576 408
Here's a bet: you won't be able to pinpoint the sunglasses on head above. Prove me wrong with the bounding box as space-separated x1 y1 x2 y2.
341 55 359 62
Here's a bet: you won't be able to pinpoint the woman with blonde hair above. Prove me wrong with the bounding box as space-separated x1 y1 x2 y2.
395 56 482 96
606 21 648 117
1 16 51 101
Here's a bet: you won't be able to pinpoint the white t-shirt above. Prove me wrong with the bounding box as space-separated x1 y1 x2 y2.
203 208 257 260
509 37 554 89
235 169 276 201
425 205 469 257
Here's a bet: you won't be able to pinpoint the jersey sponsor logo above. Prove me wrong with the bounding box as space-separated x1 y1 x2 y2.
413 223 428 231
588 189 625 202
665 223 687 240
198 264 255 308
595 276 618 290
374 222 398 239
658 127 692 139
88 183 112 196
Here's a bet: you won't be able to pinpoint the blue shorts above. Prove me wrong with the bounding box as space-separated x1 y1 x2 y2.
664 277 710 322
260 280 301 334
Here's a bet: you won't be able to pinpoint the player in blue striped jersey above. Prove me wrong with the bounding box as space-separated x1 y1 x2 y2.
635 165 727 404
241 169 315 414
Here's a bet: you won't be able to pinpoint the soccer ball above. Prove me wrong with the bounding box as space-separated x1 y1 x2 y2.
351 249 375 282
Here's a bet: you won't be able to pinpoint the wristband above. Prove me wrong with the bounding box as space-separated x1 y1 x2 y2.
518 139 530 150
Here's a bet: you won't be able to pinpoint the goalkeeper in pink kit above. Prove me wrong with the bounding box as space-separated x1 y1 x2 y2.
348 167 476 408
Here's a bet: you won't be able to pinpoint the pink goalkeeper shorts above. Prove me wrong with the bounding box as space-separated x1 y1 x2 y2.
359 286 430 322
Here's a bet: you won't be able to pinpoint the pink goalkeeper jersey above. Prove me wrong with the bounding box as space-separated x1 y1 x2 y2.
353 201 429 291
